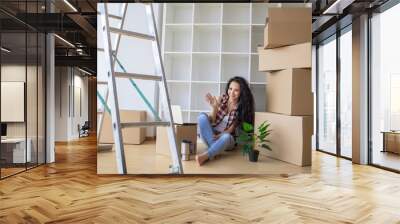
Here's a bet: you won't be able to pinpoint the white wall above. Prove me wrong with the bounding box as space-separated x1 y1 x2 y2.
55 67 89 141
97 3 163 137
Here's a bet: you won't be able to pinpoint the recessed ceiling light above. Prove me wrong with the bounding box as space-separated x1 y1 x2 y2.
323 0 354 15
63 0 78 12
54 34 75 48
78 67 92 76
1 47 11 53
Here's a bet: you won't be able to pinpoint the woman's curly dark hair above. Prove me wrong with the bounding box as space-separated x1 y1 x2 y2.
225 76 255 126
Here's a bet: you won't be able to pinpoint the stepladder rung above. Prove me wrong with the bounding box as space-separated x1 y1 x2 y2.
98 81 107 85
114 72 162 81
108 14 123 20
109 27 155 41
121 121 170 128
97 48 116 54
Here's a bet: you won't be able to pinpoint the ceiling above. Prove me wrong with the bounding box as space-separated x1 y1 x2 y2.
0 0 394 75
0 0 97 75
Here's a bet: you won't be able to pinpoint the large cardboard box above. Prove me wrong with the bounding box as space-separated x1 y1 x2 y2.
156 124 197 157
266 68 313 116
254 112 313 166
99 110 146 145
264 8 312 49
258 42 311 72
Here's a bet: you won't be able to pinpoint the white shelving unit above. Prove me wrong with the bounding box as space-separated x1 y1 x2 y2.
162 3 269 123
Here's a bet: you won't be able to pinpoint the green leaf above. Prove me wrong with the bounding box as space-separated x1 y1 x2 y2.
258 121 266 129
242 122 253 132
258 122 270 132
258 124 268 133
261 144 272 151
238 134 252 142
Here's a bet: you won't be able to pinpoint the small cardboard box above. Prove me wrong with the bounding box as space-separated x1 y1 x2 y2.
258 42 311 72
264 7 312 49
254 112 313 166
99 110 146 145
266 68 313 116
156 124 197 157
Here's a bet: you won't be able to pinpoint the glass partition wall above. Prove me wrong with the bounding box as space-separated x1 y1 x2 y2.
0 2 46 179
316 25 352 159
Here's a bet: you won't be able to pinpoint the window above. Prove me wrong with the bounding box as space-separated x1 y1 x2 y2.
339 27 352 158
317 35 337 155
371 2 400 171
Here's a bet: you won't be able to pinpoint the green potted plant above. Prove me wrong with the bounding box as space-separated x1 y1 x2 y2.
237 121 272 162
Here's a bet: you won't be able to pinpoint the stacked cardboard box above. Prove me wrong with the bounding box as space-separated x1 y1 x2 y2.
256 7 313 166
99 110 147 145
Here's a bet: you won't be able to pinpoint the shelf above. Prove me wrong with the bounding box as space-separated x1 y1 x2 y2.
166 3 193 24
194 3 222 24
167 82 190 110
164 51 191 55
222 26 250 53
250 82 267 85
251 3 268 25
164 22 193 26
221 54 249 82
221 52 249 55
251 25 264 53
222 23 251 26
192 54 220 82
223 3 250 24
192 52 220 55
164 26 192 52
250 55 265 83
167 80 190 83
184 109 211 113
164 54 191 81
191 83 219 111
193 25 221 52
162 3 268 125
250 84 266 112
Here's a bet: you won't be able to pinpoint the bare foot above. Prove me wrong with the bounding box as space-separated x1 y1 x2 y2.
195 152 209 166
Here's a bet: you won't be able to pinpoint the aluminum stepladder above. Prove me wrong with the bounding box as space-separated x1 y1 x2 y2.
98 3 183 174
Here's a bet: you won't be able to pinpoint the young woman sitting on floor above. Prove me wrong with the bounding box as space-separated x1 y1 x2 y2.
195 76 255 166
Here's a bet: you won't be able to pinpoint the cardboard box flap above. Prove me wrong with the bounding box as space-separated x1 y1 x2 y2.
171 105 183 125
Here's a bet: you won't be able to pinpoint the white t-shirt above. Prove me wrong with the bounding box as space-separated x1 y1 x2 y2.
213 115 229 133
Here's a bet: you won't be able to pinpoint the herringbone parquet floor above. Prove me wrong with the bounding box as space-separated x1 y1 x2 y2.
1 135 400 223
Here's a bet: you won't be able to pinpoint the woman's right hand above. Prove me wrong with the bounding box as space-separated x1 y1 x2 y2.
206 93 219 109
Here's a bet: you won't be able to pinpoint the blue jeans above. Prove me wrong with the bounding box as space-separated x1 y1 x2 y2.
198 113 235 158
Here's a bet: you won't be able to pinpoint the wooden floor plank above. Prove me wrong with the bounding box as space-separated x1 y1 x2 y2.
0 135 399 223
